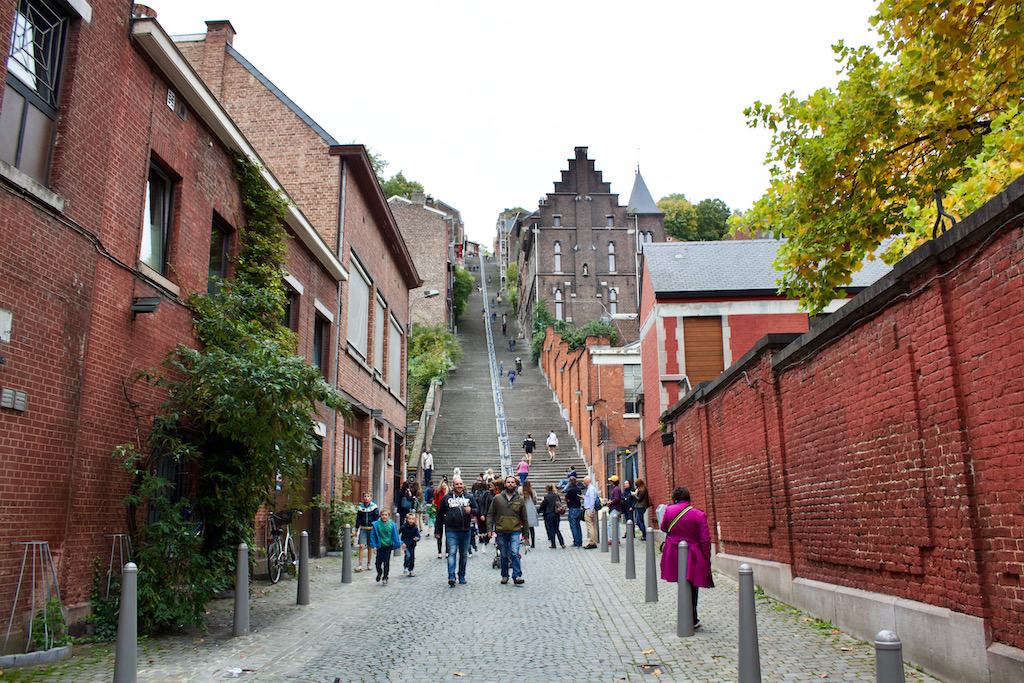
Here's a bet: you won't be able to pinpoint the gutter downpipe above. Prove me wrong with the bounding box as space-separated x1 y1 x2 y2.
330 158 348 503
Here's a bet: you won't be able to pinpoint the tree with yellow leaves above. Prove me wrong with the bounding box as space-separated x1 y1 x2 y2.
739 0 1023 313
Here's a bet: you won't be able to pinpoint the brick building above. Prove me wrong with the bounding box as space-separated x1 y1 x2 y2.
649 180 1024 681
0 0 345 639
515 147 666 343
388 192 461 329
175 22 421 541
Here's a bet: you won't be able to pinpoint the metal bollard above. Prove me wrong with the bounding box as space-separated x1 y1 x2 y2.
677 541 694 637
297 531 310 605
112 562 137 683
342 524 352 584
738 563 762 682
625 520 636 579
874 631 905 683
645 527 658 602
600 510 608 553
611 512 620 563
233 543 249 637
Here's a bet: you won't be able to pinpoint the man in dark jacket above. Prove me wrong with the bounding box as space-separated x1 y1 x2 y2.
434 476 478 587
486 475 529 585
607 475 623 545
564 476 584 547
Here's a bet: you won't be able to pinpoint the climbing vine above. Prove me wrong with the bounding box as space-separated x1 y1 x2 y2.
117 155 348 633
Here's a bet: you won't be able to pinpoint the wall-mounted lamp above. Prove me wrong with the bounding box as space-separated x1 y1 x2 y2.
130 296 160 320
419 289 440 299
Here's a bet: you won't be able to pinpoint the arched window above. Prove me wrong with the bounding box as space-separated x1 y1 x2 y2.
609 289 618 315
554 289 563 321
645 231 654 243
608 242 616 272
553 241 561 272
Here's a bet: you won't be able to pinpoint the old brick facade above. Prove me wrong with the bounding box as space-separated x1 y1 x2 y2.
652 178 1024 681
388 193 458 329
0 0 345 641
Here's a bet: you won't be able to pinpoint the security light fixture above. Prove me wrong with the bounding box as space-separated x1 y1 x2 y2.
130 296 160 319
419 289 440 299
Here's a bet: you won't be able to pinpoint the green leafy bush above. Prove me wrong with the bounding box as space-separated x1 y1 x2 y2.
407 325 461 419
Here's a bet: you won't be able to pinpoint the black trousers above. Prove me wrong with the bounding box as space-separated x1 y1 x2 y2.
375 546 392 579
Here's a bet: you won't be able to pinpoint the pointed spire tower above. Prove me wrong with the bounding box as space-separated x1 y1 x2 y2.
627 167 661 214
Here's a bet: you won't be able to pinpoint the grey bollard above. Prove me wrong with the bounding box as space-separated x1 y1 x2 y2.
341 523 352 584
874 631 905 683
677 541 694 637
113 562 137 683
645 527 658 602
625 520 636 579
611 512 620 563
233 543 249 637
297 531 310 605
600 510 608 553
738 563 762 682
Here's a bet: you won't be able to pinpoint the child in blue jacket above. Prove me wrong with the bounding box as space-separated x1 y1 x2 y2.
369 509 399 585
399 512 421 576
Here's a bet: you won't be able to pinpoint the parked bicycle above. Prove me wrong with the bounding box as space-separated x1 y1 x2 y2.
267 508 300 584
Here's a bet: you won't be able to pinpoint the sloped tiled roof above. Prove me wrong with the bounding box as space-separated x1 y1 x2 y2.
643 240 893 295
627 170 661 214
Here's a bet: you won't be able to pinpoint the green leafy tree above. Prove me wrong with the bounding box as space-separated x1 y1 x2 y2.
452 266 474 320
117 156 348 633
407 325 462 419
694 198 732 240
657 193 697 241
502 207 529 218
380 171 425 199
529 302 617 362
740 0 1024 313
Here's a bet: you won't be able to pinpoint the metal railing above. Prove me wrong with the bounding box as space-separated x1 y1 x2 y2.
479 253 512 477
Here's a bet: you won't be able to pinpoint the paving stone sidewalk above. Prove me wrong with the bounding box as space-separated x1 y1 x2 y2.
2 526 940 682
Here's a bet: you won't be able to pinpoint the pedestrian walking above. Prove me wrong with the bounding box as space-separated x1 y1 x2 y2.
501 321 507 336
522 433 536 464
398 480 416 521
369 508 399 585
546 430 558 461
435 476 478 587
508 369 515 387
492 312 497 323
515 356 522 374
354 491 380 572
660 486 714 629
606 475 623 543
539 483 566 548
421 447 434 488
622 479 635 538
582 476 600 549
499 360 504 375
521 480 539 548
486 475 529 585
564 476 584 547
399 512 420 576
517 456 530 486
433 480 449 558
633 478 650 540
411 482 426 530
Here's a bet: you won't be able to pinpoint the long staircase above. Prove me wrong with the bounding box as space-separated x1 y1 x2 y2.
428 256 585 490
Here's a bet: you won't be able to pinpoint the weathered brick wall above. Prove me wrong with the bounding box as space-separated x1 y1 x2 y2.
654 179 1024 649
389 197 449 328
727 313 808 364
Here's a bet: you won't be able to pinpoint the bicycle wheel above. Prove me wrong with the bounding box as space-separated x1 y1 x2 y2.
268 540 283 584
286 537 297 575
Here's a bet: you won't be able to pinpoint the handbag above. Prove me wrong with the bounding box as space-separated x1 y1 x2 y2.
554 498 567 515
658 505 692 553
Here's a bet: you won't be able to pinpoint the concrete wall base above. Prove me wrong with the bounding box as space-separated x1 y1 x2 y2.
712 553 1024 683
0 644 72 669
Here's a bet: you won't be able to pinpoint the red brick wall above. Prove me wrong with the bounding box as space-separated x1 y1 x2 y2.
652 180 1024 649
728 313 808 362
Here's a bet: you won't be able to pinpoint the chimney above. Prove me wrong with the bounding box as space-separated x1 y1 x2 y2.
411 191 426 205
200 20 236 96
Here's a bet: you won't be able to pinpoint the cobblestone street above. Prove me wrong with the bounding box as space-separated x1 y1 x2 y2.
4 528 939 682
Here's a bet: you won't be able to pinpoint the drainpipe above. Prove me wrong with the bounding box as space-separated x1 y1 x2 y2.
330 158 348 502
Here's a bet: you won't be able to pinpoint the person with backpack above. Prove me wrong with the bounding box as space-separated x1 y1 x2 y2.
660 486 714 629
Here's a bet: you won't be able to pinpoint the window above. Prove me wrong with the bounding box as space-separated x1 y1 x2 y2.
389 315 403 393
609 288 618 315
553 241 561 272
347 257 371 358
282 285 299 331
344 413 362 477
623 364 642 415
140 164 173 275
606 215 614 227
208 220 230 294
607 242 616 272
373 295 386 375
313 313 329 378
554 288 563 321
552 215 561 227
0 0 68 184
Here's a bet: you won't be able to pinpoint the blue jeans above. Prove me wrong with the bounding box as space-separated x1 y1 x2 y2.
567 508 583 546
519 472 528 486
495 532 523 579
635 508 648 539
445 529 471 581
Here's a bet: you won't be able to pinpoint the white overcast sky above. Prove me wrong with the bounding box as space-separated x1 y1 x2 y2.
154 0 879 248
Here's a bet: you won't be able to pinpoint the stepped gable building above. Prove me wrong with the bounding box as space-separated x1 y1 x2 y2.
388 192 463 329
0 0 345 633
175 21 421 543
516 147 665 344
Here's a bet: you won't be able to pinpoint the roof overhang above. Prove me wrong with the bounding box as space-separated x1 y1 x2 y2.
130 18 347 282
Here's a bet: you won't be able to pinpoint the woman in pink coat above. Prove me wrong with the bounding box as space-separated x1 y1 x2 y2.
660 485 714 628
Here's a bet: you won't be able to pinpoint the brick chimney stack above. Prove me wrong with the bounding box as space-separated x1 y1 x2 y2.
200 20 236 97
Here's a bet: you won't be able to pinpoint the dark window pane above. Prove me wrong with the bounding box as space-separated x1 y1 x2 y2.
0 84 25 165
208 223 229 294
19 101 51 182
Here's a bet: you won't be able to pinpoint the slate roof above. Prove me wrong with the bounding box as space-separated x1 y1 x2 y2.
643 239 893 296
627 169 660 214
